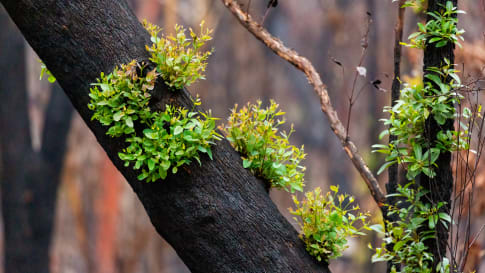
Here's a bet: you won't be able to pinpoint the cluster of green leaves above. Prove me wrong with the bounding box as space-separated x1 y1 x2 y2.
370 183 451 273
403 1 465 49
396 0 426 13
144 20 213 90
373 61 469 180
39 60 56 83
88 60 221 182
222 100 305 193
222 100 369 262
369 1 470 271
289 186 369 262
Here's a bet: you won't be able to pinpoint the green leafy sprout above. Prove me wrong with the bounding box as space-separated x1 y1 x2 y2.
373 61 470 180
403 1 465 49
88 23 221 182
222 100 306 193
395 0 426 13
290 186 369 262
81 20 369 264
222 100 370 261
39 60 56 83
370 183 451 273
370 1 468 272
144 20 213 90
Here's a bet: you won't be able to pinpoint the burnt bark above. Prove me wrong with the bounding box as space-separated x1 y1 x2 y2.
0 8 35 272
387 0 405 206
385 2 405 272
419 0 457 269
0 7 74 273
0 0 330 272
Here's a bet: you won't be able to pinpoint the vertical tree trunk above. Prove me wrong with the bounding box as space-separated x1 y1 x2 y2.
385 2 405 272
387 0 405 203
420 0 457 269
0 7 73 272
0 8 37 273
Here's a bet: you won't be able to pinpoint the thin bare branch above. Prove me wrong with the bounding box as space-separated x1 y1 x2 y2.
346 13 371 140
221 0 386 206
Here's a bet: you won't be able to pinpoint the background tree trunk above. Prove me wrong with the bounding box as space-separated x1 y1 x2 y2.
0 0 330 272
0 7 73 273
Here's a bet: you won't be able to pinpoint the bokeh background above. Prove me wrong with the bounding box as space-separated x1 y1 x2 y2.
1 0 485 272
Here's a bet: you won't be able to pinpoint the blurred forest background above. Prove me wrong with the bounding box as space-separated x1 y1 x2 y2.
1 0 485 272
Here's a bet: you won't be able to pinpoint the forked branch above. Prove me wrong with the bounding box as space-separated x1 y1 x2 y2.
221 0 386 206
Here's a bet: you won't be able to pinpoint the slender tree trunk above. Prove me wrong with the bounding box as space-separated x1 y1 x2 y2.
387 1 405 199
0 8 36 272
0 1 330 272
385 2 405 272
420 0 457 269
0 8 73 273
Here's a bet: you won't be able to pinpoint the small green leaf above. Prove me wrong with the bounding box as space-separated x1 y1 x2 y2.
428 215 436 229
48 75 56 83
143 129 158 140
439 212 451 223
161 160 171 171
242 159 252 168
137 172 148 180
125 116 133 128
428 37 442 44
159 167 167 179
436 40 448 47
369 224 384 234
206 148 213 160
147 159 155 171
377 161 395 175
174 126 183 135
113 111 124 121
135 160 143 170
197 146 207 153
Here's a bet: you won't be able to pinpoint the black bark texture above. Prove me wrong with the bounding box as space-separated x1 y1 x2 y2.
0 7 74 273
387 1 405 207
419 0 457 269
385 3 405 272
0 0 330 272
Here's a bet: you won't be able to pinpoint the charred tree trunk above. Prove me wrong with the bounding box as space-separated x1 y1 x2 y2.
419 0 457 269
0 8 73 273
0 8 35 272
387 0 405 203
0 0 330 272
385 2 405 272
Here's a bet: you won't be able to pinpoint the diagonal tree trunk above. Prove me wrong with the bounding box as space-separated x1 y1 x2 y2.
0 0 330 272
